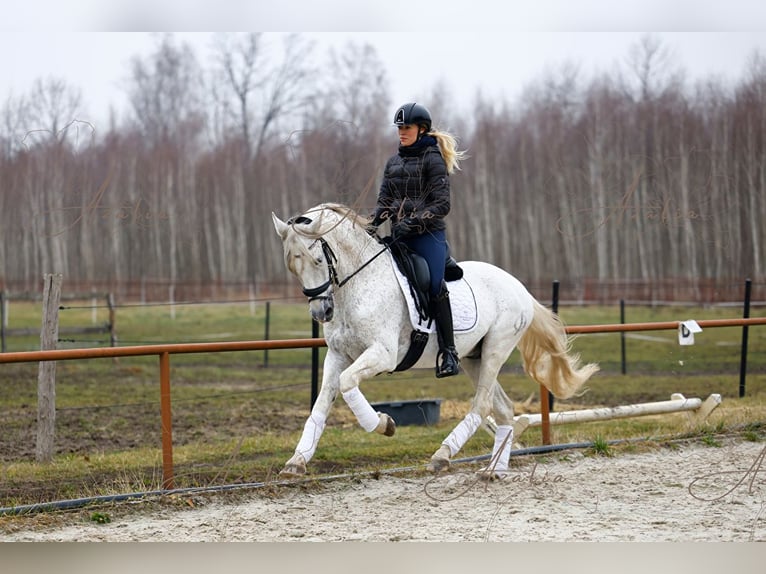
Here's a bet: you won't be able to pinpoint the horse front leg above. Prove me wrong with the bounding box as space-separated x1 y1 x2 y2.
339 343 397 437
280 351 347 478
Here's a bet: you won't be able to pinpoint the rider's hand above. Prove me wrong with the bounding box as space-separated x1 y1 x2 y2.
392 217 417 239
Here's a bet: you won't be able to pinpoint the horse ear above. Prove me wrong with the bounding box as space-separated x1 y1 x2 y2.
272 212 289 239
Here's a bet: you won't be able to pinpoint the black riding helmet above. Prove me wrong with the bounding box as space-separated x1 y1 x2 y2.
393 102 432 132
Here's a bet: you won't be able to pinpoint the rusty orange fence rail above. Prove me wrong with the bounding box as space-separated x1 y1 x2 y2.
0 338 326 489
1 317 765 489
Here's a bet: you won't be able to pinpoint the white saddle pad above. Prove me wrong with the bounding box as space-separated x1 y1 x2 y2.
390 252 478 333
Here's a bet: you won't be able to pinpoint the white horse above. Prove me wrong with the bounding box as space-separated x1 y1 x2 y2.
272 203 598 477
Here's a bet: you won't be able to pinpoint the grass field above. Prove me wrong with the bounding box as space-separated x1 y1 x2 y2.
1 297 764 510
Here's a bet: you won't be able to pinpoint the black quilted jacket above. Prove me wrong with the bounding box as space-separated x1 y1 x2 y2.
375 135 450 233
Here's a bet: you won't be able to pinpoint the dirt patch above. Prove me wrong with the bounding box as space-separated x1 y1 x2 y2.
4 438 765 542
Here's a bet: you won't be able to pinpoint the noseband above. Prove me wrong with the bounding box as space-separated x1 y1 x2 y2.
301 238 338 302
288 214 389 303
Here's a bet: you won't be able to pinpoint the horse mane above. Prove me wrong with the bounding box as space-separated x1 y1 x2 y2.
312 203 370 228
290 203 370 239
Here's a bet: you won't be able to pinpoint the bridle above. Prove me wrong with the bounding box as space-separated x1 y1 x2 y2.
300 237 339 302
288 215 389 303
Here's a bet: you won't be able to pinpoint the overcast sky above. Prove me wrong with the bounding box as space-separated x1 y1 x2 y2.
2 2 766 129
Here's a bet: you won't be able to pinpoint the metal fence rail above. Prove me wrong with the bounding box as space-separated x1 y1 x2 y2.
1 318 765 489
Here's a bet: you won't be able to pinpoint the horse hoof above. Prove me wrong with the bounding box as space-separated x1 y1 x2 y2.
427 445 451 473
279 464 306 478
427 456 450 473
279 455 307 478
427 457 450 473
478 467 509 481
376 413 396 437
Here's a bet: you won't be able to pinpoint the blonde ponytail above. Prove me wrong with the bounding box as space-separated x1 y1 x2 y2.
430 129 468 174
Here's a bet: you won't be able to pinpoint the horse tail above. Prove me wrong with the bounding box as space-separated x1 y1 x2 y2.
516 300 599 399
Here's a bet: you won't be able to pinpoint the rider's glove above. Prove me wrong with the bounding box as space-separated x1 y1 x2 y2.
392 217 418 240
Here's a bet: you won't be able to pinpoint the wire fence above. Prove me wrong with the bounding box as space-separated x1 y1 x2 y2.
1 278 764 508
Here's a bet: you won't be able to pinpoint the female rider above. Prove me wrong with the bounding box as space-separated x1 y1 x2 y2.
369 102 466 378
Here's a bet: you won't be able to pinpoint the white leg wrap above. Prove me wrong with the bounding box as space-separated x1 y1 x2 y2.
442 412 482 457
342 387 379 432
295 413 326 462
490 425 514 472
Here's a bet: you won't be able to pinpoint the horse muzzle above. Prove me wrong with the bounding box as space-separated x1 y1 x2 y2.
308 294 334 323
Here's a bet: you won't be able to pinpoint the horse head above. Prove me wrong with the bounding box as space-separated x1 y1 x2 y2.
272 205 354 323
273 204 380 323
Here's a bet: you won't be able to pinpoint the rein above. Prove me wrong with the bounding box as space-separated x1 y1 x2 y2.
289 216 390 301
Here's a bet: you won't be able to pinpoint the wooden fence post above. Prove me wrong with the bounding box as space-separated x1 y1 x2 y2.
1 290 6 353
107 293 117 347
169 285 175 320
36 273 62 463
91 289 98 325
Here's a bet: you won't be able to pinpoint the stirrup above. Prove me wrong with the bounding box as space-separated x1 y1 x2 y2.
435 347 460 378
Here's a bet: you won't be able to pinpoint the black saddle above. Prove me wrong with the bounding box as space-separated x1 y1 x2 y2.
388 240 463 323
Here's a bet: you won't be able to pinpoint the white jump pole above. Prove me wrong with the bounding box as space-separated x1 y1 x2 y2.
484 393 722 439
521 392 720 426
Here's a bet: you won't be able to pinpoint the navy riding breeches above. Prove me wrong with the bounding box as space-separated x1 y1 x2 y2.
402 229 448 296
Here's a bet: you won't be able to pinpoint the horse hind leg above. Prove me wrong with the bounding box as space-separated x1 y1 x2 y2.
479 382 516 481
428 333 518 474
427 356 489 473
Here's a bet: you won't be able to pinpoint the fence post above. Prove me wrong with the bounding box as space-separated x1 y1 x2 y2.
539 280 560 445
159 351 174 490
739 278 752 398
548 280 560 415
107 293 117 347
36 273 62 463
620 299 627 375
169 285 176 320
1 290 6 353
263 301 271 367
91 289 98 325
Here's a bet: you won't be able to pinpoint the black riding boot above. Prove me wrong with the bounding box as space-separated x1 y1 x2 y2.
431 283 460 378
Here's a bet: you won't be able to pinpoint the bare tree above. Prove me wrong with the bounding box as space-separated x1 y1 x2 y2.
29 77 83 138
213 33 316 160
213 32 261 157
735 51 766 278
2 34 765 299
125 34 207 285
127 34 205 148
311 40 391 205
324 41 389 130
0 92 31 156
625 34 680 101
